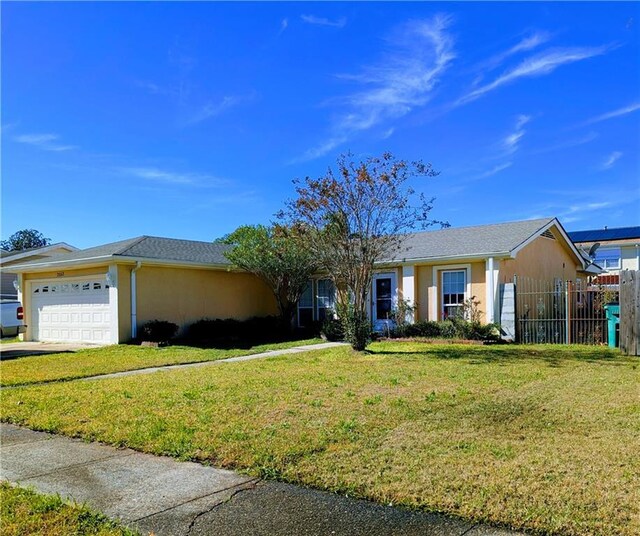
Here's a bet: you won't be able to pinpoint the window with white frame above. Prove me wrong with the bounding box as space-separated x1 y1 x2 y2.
594 248 621 270
316 279 335 322
298 280 314 327
442 270 466 319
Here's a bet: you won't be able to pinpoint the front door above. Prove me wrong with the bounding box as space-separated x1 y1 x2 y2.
372 273 397 331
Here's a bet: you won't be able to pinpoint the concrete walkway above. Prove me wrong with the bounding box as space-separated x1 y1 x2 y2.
81 341 346 382
1 423 524 536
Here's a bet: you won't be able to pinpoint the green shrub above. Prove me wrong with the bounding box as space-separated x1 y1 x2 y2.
389 318 499 342
338 303 372 351
320 317 344 341
187 316 288 348
140 320 179 343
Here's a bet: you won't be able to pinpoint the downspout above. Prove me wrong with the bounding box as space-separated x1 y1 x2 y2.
487 257 495 323
131 262 142 339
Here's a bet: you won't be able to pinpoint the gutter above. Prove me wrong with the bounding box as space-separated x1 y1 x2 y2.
131 262 142 339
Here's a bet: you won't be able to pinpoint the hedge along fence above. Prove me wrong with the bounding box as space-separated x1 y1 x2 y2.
388 318 500 342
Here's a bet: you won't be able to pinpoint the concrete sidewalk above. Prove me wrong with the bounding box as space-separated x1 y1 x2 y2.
0 423 524 536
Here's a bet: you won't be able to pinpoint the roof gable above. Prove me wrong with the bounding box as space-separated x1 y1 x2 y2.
0 243 78 265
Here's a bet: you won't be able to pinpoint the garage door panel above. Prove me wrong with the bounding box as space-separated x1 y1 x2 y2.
32 278 112 344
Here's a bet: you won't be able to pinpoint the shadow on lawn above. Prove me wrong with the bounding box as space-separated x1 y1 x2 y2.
0 350 74 361
366 345 636 368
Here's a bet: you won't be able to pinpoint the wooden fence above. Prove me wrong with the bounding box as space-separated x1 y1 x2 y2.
620 270 640 356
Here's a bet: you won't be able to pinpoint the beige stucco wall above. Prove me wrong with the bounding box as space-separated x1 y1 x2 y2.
501 234 580 283
130 265 278 338
117 265 132 342
413 261 488 322
20 263 277 343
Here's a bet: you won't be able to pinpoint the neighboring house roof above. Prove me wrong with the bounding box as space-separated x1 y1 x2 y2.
8 236 233 271
388 217 565 262
568 226 640 243
9 217 585 272
0 242 78 265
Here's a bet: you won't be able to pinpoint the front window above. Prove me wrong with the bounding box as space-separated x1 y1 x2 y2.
442 270 466 319
594 248 621 270
297 280 313 327
316 279 335 322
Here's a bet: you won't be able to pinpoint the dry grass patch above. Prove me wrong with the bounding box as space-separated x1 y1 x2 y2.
0 338 322 386
1 342 638 535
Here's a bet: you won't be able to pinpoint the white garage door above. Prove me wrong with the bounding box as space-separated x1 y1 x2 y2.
31 279 112 344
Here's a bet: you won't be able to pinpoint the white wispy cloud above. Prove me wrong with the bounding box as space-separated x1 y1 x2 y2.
478 31 551 73
381 127 395 139
297 14 455 161
473 162 513 180
185 95 246 125
530 131 598 155
523 188 640 224
458 45 612 105
293 137 348 164
503 114 531 154
14 133 77 151
120 167 229 187
301 15 347 28
579 102 640 126
601 151 623 170
279 18 289 34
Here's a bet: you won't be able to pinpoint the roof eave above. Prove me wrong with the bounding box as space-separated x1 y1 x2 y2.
7 254 233 273
381 251 512 265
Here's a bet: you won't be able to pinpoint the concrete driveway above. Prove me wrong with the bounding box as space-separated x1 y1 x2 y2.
0 342 97 360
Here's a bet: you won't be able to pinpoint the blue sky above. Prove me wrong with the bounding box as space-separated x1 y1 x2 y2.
2 2 639 249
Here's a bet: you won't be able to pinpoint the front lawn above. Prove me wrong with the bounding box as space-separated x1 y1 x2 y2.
0 482 137 536
0 338 322 386
1 342 638 535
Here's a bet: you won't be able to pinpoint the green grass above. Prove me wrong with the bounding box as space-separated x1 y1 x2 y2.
0 482 138 536
1 336 21 344
2 342 638 535
0 338 322 386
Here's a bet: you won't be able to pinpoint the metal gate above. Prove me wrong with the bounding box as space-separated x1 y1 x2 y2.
513 276 618 345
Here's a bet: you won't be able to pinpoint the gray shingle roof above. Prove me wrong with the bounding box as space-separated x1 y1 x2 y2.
388 217 555 261
10 217 559 270
9 236 232 269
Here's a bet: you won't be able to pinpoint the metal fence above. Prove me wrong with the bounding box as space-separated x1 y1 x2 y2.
512 276 618 345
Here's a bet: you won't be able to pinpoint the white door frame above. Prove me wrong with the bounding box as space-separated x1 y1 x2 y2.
372 272 398 331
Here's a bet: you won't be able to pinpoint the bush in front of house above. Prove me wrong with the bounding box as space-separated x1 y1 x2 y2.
140 320 179 343
390 318 499 342
320 317 344 342
186 316 288 348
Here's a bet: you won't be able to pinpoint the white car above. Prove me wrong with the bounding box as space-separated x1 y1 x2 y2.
1 300 25 338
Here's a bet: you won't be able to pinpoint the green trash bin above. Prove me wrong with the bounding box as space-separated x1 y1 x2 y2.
604 303 620 348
